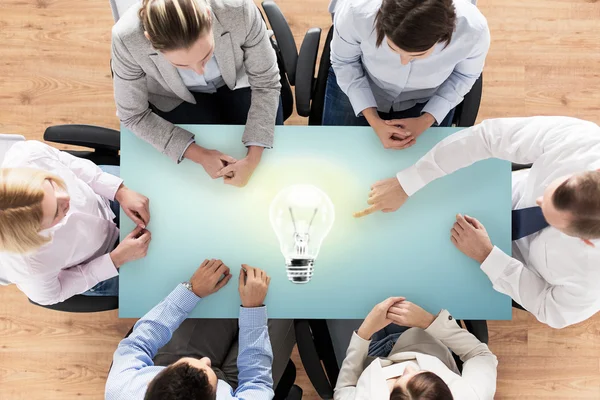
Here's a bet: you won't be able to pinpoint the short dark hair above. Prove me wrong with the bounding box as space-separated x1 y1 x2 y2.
145 362 216 400
390 371 454 400
552 171 600 239
374 0 457 52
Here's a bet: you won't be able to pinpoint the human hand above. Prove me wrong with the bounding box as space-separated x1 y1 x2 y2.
357 296 405 340
387 300 436 329
384 113 435 143
189 259 232 298
217 146 262 187
238 264 270 308
184 144 237 179
451 214 494 264
110 226 151 268
371 117 415 150
353 178 409 218
115 185 150 228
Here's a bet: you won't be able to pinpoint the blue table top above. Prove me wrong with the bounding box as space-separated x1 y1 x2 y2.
119 125 512 320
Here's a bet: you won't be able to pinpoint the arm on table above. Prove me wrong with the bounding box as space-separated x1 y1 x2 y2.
397 117 599 196
111 30 194 162
233 306 275 399
24 254 118 305
240 0 281 149
106 285 201 398
421 27 490 125
481 246 597 329
425 310 497 399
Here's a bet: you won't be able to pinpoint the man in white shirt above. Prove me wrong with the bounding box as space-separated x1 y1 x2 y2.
354 117 600 329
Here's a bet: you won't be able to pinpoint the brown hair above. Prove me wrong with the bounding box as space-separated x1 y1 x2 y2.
145 362 216 400
374 0 457 52
0 168 67 253
390 371 454 400
139 0 212 51
552 171 600 239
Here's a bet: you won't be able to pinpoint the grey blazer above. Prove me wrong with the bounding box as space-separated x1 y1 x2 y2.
111 0 281 162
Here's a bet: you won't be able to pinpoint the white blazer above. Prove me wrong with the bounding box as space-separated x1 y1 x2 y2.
334 310 497 400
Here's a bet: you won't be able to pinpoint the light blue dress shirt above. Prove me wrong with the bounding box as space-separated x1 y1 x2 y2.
330 0 490 123
177 55 226 94
105 284 274 400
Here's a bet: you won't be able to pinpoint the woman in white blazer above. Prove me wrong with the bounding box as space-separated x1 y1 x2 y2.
334 296 497 399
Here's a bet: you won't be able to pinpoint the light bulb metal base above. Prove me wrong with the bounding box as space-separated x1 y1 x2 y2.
286 258 314 284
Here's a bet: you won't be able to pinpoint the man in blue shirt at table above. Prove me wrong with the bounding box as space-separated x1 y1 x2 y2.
105 259 294 400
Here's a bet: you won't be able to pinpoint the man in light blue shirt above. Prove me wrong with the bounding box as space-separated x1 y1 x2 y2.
324 0 490 150
105 259 294 400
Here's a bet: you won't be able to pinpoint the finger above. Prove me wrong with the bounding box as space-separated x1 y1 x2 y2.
238 268 245 286
220 154 238 164
453 221 464 233
266 276 271 286
451 235 458 246
126 225 144 239
138 231 151 243
465 215 483 229
456 214 470 230
384 119 402 125
211 259 224 271
138 204 150 227
206 259 217 270
216 273 232 290
353 204 382 218
201 259 210 268
397 139 416 149
125 209 145 228
384 296 406 307
242 264 254 279
215 262 228 276
217 164 236 178
451 227 461 237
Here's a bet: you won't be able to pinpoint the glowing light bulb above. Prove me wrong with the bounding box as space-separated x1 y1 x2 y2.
269 184 335 283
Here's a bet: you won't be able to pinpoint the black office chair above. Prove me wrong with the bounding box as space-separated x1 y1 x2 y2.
294 318 489 399
261 1 484 127
26 124 121 313
107 327 303 399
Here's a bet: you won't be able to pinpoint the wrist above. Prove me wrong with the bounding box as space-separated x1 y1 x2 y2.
420 313 436 329
477 244 494 264
114 184 126 202
419 112 436 127
357 325 374 341
184 143 207 164
109 250 124 269
362 108 381 127
246 146 263 165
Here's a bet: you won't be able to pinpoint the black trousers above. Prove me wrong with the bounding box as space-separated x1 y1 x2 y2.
151 86 284 125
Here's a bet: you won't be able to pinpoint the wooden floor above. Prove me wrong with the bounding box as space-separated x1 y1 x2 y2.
1 0 600 399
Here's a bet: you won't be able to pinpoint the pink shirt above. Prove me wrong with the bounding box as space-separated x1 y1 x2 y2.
0 141 123 305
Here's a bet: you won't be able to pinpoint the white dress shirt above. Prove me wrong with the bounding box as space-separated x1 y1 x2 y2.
330 0 490 123
396 117 600 328
0 141 122 305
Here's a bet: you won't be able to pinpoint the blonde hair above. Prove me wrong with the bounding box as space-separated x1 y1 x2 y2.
140 0 212 51
0 168 67 254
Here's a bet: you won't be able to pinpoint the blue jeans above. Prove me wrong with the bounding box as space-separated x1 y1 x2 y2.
368 325 409 357
322 67 455 127
81 164 121 297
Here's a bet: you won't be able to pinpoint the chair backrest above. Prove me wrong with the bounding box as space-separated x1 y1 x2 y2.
109 0 140 22
0 134 25 166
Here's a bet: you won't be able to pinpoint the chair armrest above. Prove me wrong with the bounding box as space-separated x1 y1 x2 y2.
44 125 120 152
512 163 532 171
308 26 334 126
29 295 118 313
295 320 336 399
454 74 483 127
262 1 298 85
296 28 322 117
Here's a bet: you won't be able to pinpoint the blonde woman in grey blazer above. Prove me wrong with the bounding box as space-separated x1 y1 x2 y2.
111 0 282 187
334 297 497 399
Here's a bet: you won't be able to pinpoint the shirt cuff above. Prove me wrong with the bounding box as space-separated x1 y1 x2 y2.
245 142 269 148
480 246 513 284
347 87 378 117
424 309 455 337
168 284 202 314
421 95 453 126
179 139 196 163
93 173 124 201
239 306 268 328
90 253 120 283
396 165 425 196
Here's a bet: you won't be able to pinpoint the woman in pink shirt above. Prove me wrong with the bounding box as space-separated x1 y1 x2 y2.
0 141 151 305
